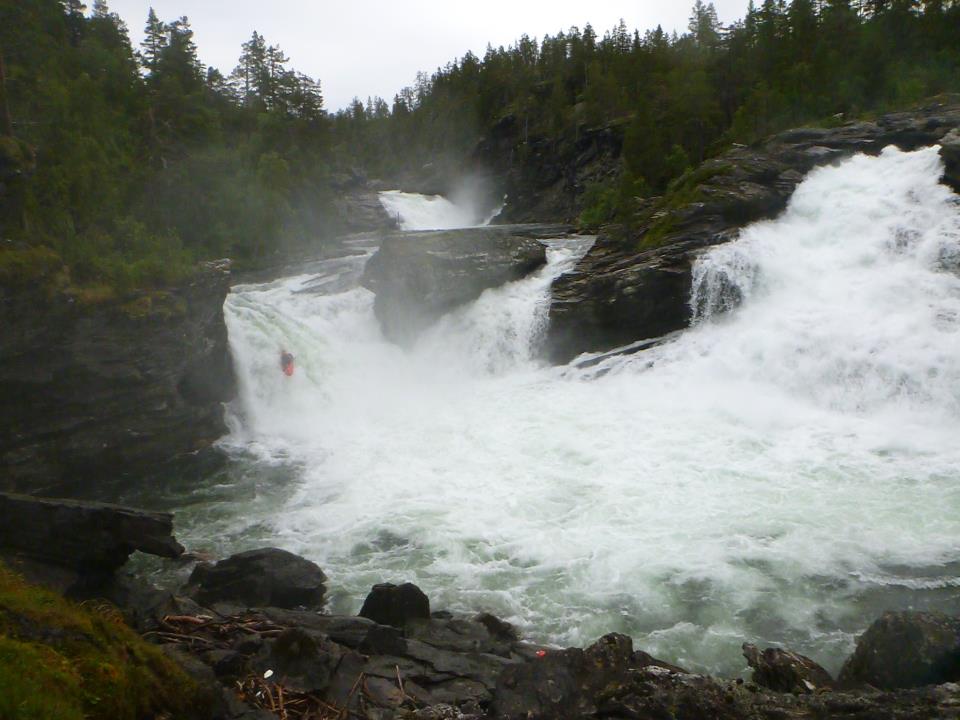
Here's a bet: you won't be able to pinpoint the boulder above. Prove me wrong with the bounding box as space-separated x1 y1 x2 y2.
359 582 431 628
742 642 834 693
360 226 556 346
188 548 327 610
838 611 960 690
473 612 520 643
0 492 183 583
545 100 960 363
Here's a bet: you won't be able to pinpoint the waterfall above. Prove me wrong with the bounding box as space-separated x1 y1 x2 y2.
191 145 960 678
378 190 499 231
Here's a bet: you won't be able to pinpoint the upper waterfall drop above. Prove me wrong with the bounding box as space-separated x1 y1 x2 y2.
378 190 497 230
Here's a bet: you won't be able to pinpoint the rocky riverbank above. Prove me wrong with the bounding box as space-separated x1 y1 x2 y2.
3 494 959 720
545 98 960 363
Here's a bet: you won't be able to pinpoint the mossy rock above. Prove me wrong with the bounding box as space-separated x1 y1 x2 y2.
0 563 210 720
0 136 35 178
120 291 188 320
638 162 734 249
0 246 68 291
66 283 119 306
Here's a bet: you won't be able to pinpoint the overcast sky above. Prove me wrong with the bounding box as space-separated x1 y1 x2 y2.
105 0 750 111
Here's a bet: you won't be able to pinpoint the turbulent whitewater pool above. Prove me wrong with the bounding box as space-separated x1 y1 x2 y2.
153 147 960 677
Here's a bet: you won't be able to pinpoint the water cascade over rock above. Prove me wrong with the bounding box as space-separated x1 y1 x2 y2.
215 147 960 679
547 101 960 363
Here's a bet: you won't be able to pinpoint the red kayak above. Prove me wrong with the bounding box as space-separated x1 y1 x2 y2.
280 350 295 376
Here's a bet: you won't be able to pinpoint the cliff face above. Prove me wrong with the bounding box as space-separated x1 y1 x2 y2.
476 115 624 224
545 99 960 364
0 258 236 496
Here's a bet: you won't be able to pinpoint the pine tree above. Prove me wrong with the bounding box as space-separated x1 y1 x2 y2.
142 8 167 73
62 0 87 46
689 0 722 48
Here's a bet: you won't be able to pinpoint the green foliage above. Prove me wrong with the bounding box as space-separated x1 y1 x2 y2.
0 245 65 289
0 563 208 720
0 0 334 292
336 0 960 223
56 218 194 291
2 0 959 291
640 161 734 248
579 179 619 230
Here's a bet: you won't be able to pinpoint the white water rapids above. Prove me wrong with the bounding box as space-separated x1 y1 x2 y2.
378 190 501 230
191 146 960 677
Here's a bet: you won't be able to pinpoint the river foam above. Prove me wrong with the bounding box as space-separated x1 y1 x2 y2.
210 148 960 676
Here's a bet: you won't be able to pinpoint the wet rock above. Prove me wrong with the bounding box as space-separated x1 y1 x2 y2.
259 607 397 650
252 627 343 694
940 128 960 192
188 548 327 610
332 187 397 233
403 638 514 688
359 623 408 656
323 649 368 707
221 690 277 720
545 101 960 363
547 232 698 363
0 492 183 587
427 677 491 707
359 582 431 628
492 633 661 719
360 226 555 346
406 615 515 657
204 648 247 680
838 611 960 689
473 612 519 642
742 642 834 693
0 260 235 495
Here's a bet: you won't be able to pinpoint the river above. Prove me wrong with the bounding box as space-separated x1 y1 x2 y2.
140 147 960 677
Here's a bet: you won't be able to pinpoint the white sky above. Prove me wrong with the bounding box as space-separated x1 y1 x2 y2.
105 0 749 111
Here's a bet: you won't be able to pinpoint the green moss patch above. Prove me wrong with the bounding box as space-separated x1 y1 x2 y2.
638 162 734 249
120 291 188 320
0 246 66 290
0 564 209 720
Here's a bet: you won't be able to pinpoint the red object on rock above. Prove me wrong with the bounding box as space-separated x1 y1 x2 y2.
536 650 547 658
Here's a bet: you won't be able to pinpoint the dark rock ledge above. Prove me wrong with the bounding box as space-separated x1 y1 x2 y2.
546 98 960 364
0 258 237 496
360 224 571 347
4 495 960 720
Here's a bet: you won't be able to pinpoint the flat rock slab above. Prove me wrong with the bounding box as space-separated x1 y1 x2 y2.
360 225 555 346
0 491 183 578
